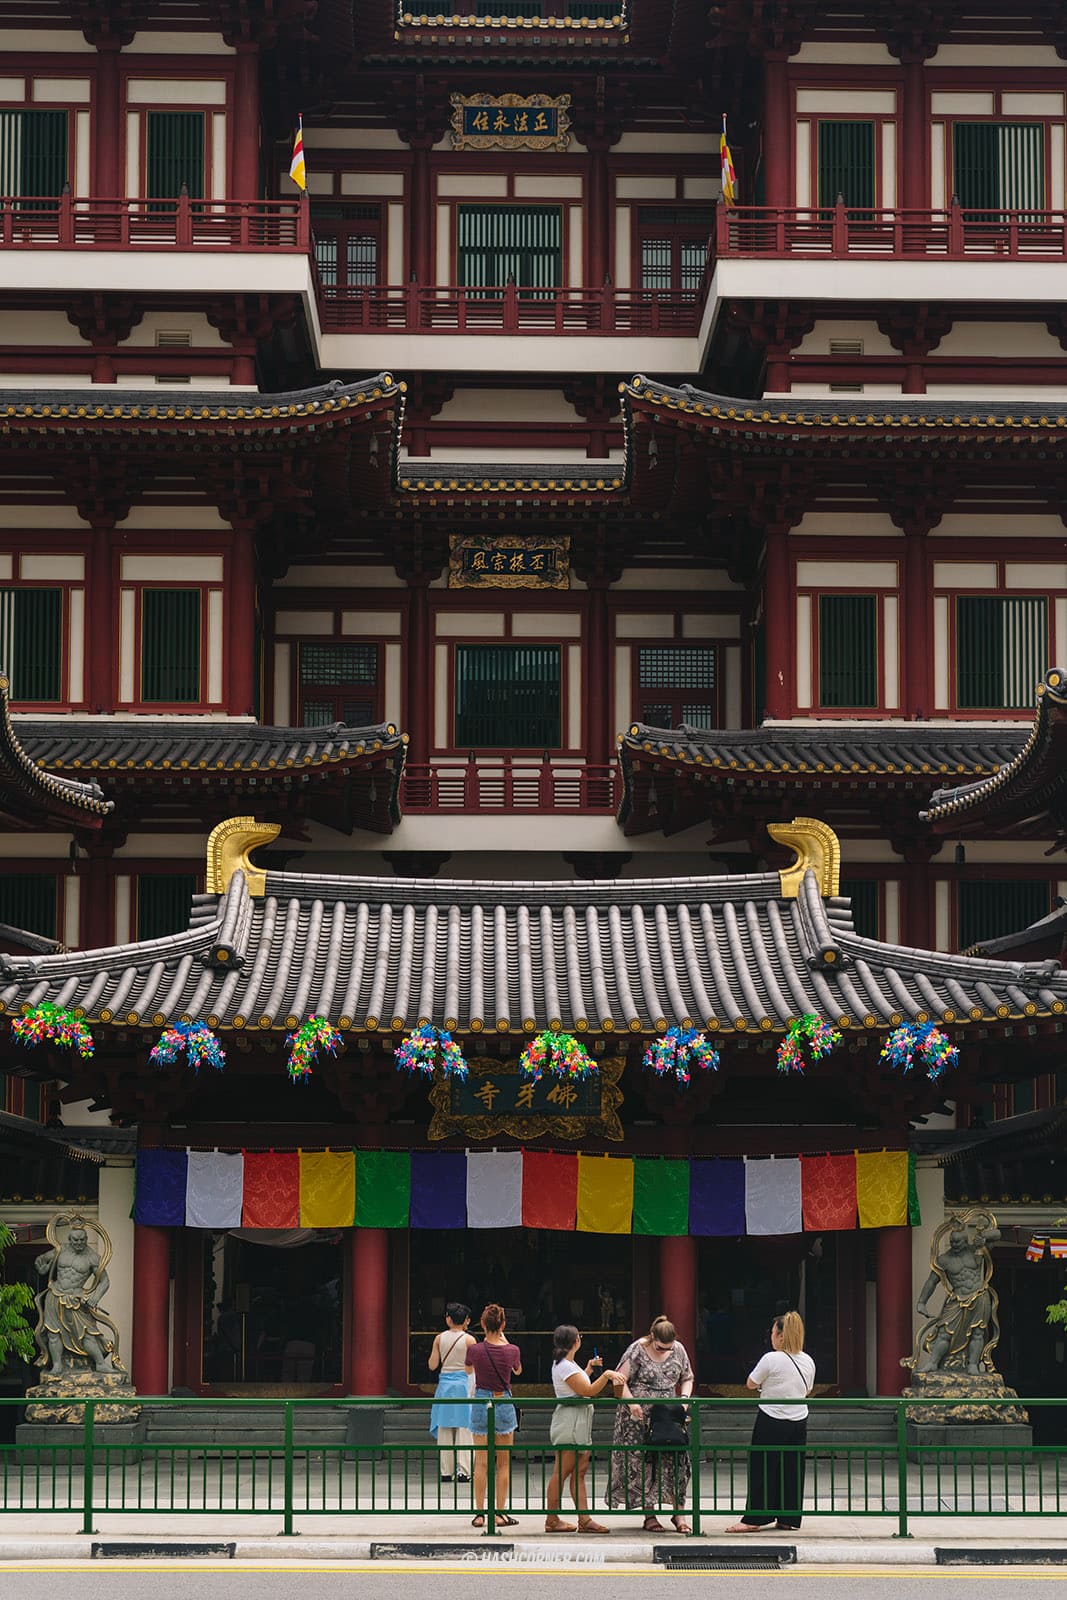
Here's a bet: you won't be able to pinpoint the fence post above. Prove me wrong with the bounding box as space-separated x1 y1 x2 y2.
689 1398 702 1535
894 1400 911 1539
486 1400 496 1536
80 1398 96 1535
282 1400 295 1536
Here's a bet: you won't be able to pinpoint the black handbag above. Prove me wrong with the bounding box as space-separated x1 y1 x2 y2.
647 1403 689 1448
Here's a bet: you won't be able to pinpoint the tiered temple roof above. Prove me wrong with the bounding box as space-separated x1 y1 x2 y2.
0 675 111 831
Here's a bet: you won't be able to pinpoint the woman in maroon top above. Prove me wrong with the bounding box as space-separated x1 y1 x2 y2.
466 1303 522 1526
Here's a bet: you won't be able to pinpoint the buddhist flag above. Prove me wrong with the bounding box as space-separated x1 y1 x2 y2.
1026 1236 1047 1263
577 1154 633 1234
1051 1238 1067 1260
522 1151 578 1230
633 1158 689 1236
134 1148 188 1226
242 1150 299 1229
856 1150 908 1228
299 1149 354 1226
745 1156 802 1235
289 115 306 191
467 1151 523 1229
801 1154 856 1231
186 1150 244 1229
720 114 737 208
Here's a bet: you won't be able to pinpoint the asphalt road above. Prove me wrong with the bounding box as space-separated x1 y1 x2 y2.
2 1565 1066 1600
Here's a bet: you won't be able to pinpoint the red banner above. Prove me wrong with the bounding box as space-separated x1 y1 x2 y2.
801 1153 857 1230
521 1151 578 1230
241 1150 300 1228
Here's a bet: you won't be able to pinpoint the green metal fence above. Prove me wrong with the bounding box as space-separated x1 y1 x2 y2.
0 1395 1063 1539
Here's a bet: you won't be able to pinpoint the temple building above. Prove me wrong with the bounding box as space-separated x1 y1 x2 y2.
0 0 1065 1410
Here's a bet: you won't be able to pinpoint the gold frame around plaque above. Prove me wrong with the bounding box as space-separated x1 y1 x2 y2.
448 533 570 590
450 93 572 153
428 1053 624 1142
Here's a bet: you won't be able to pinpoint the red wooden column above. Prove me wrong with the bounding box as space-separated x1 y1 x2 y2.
585 582 611 768
92 43 122 198
875 1226 913 1395
899 60 927 211
904 857 936 950
405 579 431 767
658 1234 698 1371
231 46 260 200
762 522 792 719
132 1224 171 1395
410 139 433 288
88 520 115 712
350 1228 389 1395
902 525 930 718
587 142 610 288
227 521 257 716
762 54 791 207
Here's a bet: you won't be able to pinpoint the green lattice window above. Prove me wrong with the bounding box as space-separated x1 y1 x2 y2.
0 874 58 939
818 594 878 708
146 110 205 200
0 109 68 198
956 879 1051 952
136 874 196 940
955 596 1047 710
953 122 1044 218
638 207 714 291
636 646 719 727
454 644 561 749
840 877 879 940
299 642 379 726
0 587 63 702
817 120 875 214
141 589 201 703
457 206 562 295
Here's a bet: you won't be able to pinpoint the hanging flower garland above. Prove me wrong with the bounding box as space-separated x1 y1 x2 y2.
285 1016 343 1082
880 1021 958 1081
776 1013 842 1074
394 1024 468 1080
149 1019 226 1074
11 1002 94 1060
643 1026 720 1088
519 1030 596 1082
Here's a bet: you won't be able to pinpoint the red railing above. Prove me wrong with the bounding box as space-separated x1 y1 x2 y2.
316 280 704 334
402 757 619 813
715 199 1067 260
0 193 310 251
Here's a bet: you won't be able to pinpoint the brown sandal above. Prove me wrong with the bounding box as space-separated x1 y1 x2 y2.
545 1517 577 1533
578 1520 609 1533
642 1516 666 1533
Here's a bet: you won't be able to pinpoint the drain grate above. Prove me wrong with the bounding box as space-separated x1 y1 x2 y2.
654 1543 796 1571
936 1549 1067 1567
91 1542 236 1560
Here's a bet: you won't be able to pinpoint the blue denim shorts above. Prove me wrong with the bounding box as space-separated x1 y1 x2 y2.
470 1387 517 1437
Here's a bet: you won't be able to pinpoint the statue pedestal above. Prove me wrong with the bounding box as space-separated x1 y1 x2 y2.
902 1370 1031 1458
23 1368 140 1425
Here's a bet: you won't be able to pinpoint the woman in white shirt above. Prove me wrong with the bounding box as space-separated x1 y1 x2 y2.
726 1310 815 1532
544 1324 621 1533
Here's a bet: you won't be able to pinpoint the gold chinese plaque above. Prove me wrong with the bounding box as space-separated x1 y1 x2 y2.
448 533 570 590
428 1054 624 1142
450 94 572 153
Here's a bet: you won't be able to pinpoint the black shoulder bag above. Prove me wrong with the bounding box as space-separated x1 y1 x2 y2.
647 1402 689 1448
484 1341 521 1433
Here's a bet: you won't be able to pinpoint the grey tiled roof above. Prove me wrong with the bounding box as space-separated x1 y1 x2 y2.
0 673 111 828
0 376 402 427
620 721 1025 777
20 718 405 778
397 459 627 495
1 853 1063 1037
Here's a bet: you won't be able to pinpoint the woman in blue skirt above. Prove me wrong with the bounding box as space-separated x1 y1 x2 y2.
428 1303 476 1482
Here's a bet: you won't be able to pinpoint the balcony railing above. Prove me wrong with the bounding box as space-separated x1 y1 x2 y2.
317 280 704 334
715 199 1067 261
0 192 310 251
402 756 619 813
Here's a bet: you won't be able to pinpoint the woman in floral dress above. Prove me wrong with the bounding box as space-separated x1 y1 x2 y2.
608 1315 694 1534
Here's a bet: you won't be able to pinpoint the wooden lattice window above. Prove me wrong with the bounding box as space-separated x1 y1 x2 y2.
0 587 62 702
298 642 380 727
141 589 201 704
953 122 1044 218
817 120 875 214
840 877 880 940
0 109 68 198
956 879 1051 952
636 207 713 292
0 873 59 939
457 205 562 295
454 644 561 749
146 110 205 201
313 204 381 287
955 596 1047 710
817 594 878 709
634 646 720 727
136 873 197 940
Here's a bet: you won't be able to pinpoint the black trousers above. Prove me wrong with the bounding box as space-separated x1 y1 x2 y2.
741 1410 808 1528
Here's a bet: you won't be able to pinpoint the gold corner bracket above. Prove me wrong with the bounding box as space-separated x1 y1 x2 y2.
767 816 841 900
206 816 281 897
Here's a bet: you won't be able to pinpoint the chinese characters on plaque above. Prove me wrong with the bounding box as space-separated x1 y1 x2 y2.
448 534 570 590
428 1056 624 1141
451 94 572 153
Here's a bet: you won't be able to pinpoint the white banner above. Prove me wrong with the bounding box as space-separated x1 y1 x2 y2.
185 1150 245 1229
744 1155 802 1236
466 1150 523 1229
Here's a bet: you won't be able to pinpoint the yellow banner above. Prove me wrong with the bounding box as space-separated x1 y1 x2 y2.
856 1150 908 1228
577 1154 634 1234
299 1150 355 1226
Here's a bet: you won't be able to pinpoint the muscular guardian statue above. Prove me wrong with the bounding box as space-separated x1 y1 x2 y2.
906 1211 1001 1376
33 1218 126 1377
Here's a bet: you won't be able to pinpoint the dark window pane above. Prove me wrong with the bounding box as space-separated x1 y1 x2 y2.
300 643 378 685
840 877 879 940
817 120 875 212
818 594 878 708
146 110 205 200
0 874 57 939
457 205 562 295
0 587 62 701
638 648 717 689
141 589 201 703
137 874 196 940
953 121 1043 218
956 596 1046 710
455 644 561 749
0 109 68 198
957 879 1050 952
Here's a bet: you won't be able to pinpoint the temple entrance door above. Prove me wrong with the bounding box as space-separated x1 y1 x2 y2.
994 1255 1067 1443
407 1228 635 1389
200 1230 344 1394
696 1234 839 1389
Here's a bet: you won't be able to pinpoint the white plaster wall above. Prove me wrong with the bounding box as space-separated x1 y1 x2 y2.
97 1165 136 1372
0 309 85 346
933 323 1064 358
791 511 898 538
432 389 588 422
793 320 897 356
786 384 905 398
122 311 228 348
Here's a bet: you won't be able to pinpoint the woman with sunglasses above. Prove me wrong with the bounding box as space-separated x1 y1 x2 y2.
608 1314 694 1534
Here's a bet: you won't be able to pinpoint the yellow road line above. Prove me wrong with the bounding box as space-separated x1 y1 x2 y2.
3 1565 1067 1579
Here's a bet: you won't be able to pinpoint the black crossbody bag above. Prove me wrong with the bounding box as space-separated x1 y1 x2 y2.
484 1341 521 1433
647 1402 689 1448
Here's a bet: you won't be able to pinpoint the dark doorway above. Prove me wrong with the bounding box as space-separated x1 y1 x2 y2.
696 1234 838 1389
993 1253 1067 1444
201 1232 343 1389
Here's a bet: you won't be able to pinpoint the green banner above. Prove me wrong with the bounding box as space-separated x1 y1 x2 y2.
633 1156 690 1236
355 1149 412 1229
907 1150 922 1228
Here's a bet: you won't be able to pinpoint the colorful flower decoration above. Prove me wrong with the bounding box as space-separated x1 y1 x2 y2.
880 1021 958 1081
518 1030 596 1082
643 1026 720 1088
149 1020 226 1074
776 1013 842 1074
394 1024 468 1080
285 1016 343 1082
11 1002 94 1060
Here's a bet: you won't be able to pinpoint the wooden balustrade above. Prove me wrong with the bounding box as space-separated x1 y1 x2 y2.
402 757 619 814
0 194 310 251
714 201 1067 260
316 279 704 334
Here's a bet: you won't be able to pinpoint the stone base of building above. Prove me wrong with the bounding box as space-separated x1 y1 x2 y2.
24 1367 140 1425
902 1369 1029 1427
15 1417 145 1460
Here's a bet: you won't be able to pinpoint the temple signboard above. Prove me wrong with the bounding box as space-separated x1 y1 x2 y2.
428 1055 623 1141
448 533 569 589
450 94 571 152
